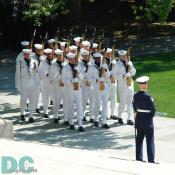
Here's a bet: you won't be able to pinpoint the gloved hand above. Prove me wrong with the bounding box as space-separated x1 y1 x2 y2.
127 61 132 66
125 72 131 78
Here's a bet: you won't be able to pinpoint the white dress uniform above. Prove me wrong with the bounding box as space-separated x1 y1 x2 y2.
15 49 38 121
38 49 52 116
62 53 84 130
50 58 67 122
102 58 118 119
112 51 136 123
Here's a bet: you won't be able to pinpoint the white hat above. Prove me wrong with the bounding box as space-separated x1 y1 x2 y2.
22 49 32 54
118 50 127 56
136 76 149 84
106 48 112 53
48 39 55 44
67 53 76 59
60 42 66 47
74 37 82 42
34 44 42 50
69 45 78 51
44 48 52 54
55 49 63 55
81 49 89 56
92 43 98 49
93 52 102 58
82 41 91 47
21 41 30 46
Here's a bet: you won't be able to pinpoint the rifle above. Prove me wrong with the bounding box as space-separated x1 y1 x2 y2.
30 29 36 49
111 36 116 83
126 40 132 86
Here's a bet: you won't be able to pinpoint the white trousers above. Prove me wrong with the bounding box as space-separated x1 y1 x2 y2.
118 86 134 120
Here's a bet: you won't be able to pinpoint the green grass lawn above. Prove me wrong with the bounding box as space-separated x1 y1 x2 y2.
133 52 175 118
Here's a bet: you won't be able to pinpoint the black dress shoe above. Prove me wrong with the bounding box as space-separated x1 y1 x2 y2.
43 114 49 118
110 115 118 120
83 117 87 122
50 100 53 105
149 161 159 164
54 118 59 124
94 121 99 127
26 103 29 109
90 119 94 123
127 120 134 125
102 124 110 129
64 121 69 126
20 115 25 121
118 118 124 124
60 104 63 108
29 117 35 123
36 108 41 114
70 125 75 130
78 126 85 132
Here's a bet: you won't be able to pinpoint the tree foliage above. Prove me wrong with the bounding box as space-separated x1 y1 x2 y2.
132 0 175 22
14 0 68 27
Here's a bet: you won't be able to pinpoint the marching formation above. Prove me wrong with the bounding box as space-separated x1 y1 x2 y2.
15 30 136 132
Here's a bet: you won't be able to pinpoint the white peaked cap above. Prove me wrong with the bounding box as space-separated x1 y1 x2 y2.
118 50 127 56
93 52 102 58
92 43 98 49
81 49 89 56
60 42 66 47
21 41 30 46
82 41 91 47
44 48 52 54
69 45 78 51
22 49 32 54
74 37 82 42
54 49 63 55
106 48 112 53
34 44 43 49
48 39 55 44
136 76 149 84
67 52 76 59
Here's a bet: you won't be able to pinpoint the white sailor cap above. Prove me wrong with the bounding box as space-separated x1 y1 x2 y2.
21 41 30 46
118 50 127 56
67 52 76 59
74 37 82 42
81 49 89 56
60 42 66 47
92 43 98 49
22 49 32 54
69 45 78 51
82 41 91 47
106 48 112 53
34 44 43 50
44 48 52 54
93 52 102 58
48 39 55 44
136 76 149 84
54 49 63 55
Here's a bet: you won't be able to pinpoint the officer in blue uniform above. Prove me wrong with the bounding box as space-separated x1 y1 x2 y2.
133 76 156 163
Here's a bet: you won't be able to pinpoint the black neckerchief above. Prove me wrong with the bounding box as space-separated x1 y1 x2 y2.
105 58 112 71
121 60 128 72
56 60 63 74
35 54 41 66
46 58 51 65
94 61 101 69
69 63 75 72
24 58 30 67
82 60 88 72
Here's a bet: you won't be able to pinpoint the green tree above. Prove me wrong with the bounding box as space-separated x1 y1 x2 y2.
15 0 68 27
133 0 175 22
